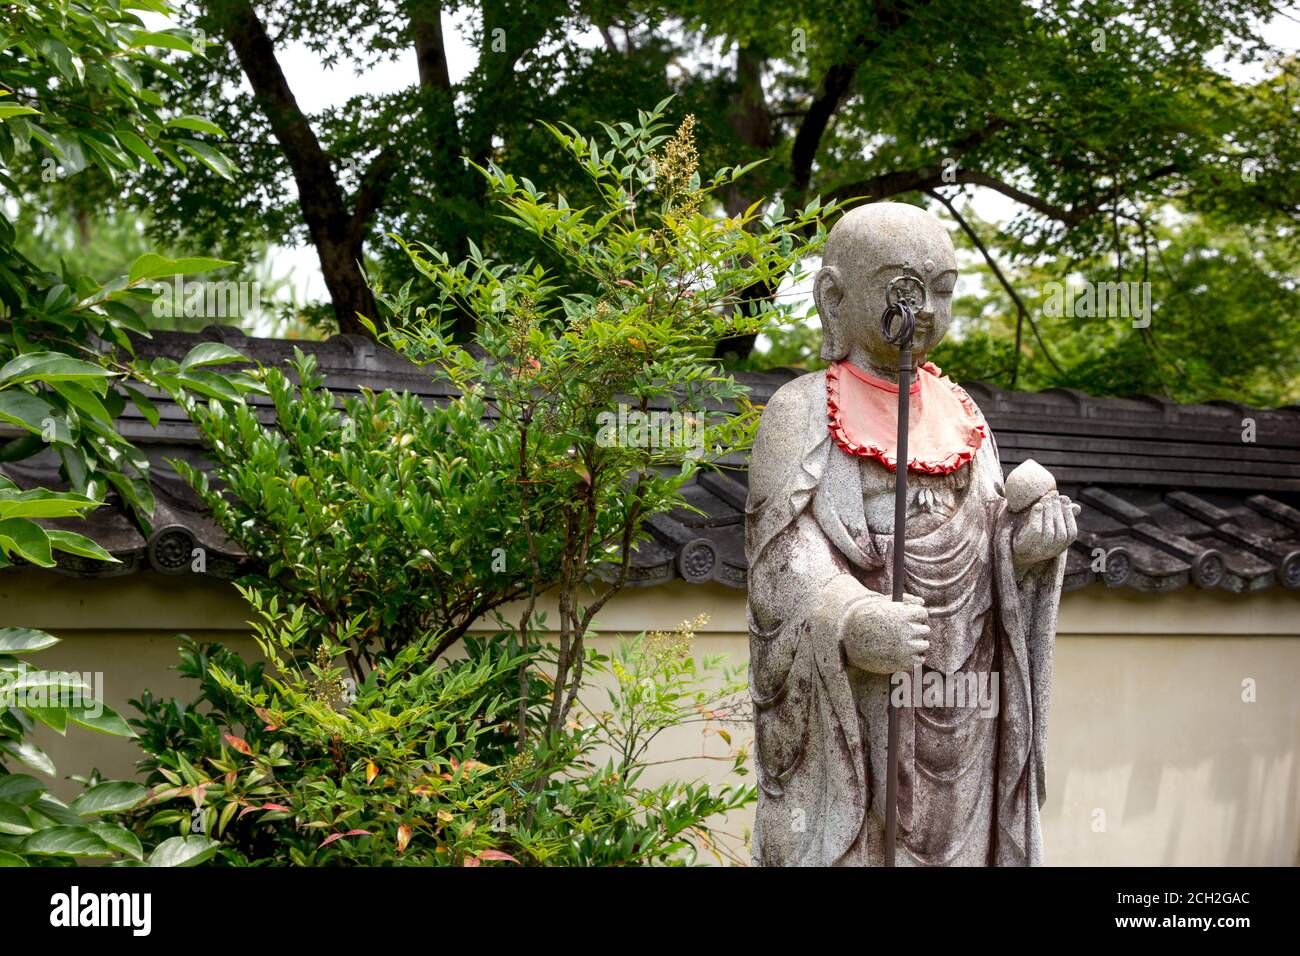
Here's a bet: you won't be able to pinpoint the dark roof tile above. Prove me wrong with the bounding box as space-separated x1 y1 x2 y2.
5 329 1299 595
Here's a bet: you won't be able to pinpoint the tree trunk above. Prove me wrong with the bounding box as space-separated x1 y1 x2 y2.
207 0 377 336
316 234 377 336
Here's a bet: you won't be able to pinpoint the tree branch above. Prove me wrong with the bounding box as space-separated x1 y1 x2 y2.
410 0 453 92
926 187 1066 381
789 34 869 197
787 3 936 198
835 158 1180 229
206 0 376 335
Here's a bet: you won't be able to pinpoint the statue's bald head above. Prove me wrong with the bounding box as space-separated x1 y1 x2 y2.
814 202 958 365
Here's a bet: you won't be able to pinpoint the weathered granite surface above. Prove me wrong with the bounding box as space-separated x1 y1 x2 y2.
745 203 1077 865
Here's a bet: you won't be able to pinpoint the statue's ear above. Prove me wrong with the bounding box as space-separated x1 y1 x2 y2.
814 265 847 361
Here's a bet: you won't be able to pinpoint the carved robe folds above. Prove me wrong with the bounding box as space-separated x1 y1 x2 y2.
745 368 1066 866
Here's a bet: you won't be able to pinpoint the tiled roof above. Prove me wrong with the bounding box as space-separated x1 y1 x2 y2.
5 327 1300 595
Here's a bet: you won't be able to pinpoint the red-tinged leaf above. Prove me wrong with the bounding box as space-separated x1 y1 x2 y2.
238 802 292 820
253 707 279 730
396 824 412 853
319 829 371 848
477 849 519 864
224 734 252 755
190 783 207 809
365 760 378 785
146 785 182 804
462 855 481 867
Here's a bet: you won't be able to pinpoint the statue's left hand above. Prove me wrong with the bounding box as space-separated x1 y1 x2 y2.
1012 490 1079 568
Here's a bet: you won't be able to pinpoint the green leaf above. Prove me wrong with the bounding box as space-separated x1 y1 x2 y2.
0 518 54 567
101 299 150 335
164 114 226 137
0 738 56 776
0 490 100 520
180 342 245 370
0 352 114 388
51 380 112 423
132 30 195 53
176 370 241 402
173 256 236 275
0 628 60 653
0 434 45 463
38 38 84 86
127 253 173 284
116 129 164 170
177 139 236 179
23 705 68 734
147 834 219 867
122 385 160 427
66 702 135 738
10 670 89 694
0 105 41 122
19 825 113 858
35 793 85 826
0 775 45 805
0 391 65 441
70 781 147 815
128 253 233 283
88 822 144 860
46 530 119 564
0 802 33 835
123 0 172 14
0 850 27 866
83 135 134 172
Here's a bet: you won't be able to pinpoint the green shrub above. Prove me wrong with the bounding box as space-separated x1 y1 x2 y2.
134 103 831 865
0 627 217 866
130 607 751 865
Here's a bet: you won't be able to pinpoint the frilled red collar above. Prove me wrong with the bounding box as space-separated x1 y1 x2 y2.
826 360 986 475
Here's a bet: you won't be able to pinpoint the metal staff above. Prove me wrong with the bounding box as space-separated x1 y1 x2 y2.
880 274 924 868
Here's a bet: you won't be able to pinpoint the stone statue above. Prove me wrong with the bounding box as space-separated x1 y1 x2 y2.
745 202 1079 866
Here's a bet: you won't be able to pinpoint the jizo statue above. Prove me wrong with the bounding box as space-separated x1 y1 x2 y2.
745 202 1079 866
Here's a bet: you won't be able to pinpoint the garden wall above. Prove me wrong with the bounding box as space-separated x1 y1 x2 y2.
4 570 1297 866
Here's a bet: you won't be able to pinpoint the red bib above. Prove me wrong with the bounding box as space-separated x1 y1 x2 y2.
826 360 986 475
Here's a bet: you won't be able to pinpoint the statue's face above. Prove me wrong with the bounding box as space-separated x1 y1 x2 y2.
815 204 959 368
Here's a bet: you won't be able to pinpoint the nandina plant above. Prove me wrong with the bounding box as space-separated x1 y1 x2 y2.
367 101 834 745
144 103 832 864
